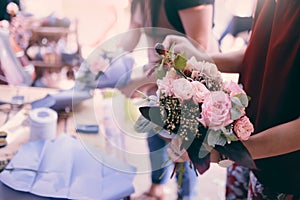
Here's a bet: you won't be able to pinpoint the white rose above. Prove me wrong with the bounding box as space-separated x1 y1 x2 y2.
202 62 221 79
172 78 193 100
186 56 197 71
166 68 181 79
191 81 210 103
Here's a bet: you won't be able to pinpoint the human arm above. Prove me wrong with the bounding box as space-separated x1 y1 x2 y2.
210 49 245 73
167 118 300 163
162 35 245 73
117 0 143 52
243 117 300 160
179 4 217 53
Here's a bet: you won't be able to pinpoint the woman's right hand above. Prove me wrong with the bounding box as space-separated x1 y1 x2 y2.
162 35 212 62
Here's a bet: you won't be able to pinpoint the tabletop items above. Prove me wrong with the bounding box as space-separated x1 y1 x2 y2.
0 131 7 148
0 85 137 199
29 107 57 142
0 28 33 86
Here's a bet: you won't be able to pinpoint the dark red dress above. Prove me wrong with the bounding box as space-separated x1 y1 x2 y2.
239 0 300 197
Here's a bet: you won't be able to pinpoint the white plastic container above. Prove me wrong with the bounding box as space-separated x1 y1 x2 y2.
29 107 58 141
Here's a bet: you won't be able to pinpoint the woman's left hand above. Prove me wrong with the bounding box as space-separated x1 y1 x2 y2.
167 137 190 162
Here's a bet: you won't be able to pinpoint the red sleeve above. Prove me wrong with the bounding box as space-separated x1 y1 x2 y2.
239 0 300 195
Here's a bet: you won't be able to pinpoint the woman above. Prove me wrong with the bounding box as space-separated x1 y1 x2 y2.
163 0 300 198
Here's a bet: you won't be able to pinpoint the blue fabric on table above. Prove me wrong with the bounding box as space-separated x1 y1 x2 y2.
0 134 136 200
31 89 92 111
97 54 134 89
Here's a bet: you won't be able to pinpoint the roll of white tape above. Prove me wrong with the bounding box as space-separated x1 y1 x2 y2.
29 108 58 141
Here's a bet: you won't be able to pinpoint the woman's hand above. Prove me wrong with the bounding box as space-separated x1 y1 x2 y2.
162 35 212 62
167 137 190 163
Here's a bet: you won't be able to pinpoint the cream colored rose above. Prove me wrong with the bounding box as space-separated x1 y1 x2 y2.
202 61 222 80
157 76 174 96
191 81 210 103
166 68 181 79
172 78 193 100
186 56 199 71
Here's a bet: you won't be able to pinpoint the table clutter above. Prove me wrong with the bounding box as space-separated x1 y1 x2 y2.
0 2 140 198
0 85 136 199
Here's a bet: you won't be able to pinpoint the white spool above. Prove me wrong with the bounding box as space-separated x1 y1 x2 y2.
29 108 58 141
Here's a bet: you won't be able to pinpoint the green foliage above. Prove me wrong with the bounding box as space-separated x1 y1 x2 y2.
207 129 227 147
155 62 167 80
174 54 187 71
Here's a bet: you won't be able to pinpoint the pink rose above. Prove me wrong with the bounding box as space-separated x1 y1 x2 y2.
157 76 174 95
166 68 181 79
190 81 210 103
199 91 232 130
172 78 193 100
234 116 254 141
223 81 246 97
157 69 181 95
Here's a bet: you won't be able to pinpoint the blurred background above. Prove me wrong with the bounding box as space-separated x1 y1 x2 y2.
0 1 255 199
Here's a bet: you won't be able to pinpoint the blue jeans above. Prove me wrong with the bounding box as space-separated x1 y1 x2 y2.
147 129 197 199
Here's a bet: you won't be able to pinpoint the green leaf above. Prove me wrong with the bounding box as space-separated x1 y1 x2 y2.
230 96 244 120
177 163 185 187
174 54 187 71
134 115 155 133
207 129 227 147
230 107 243 120
234 93 249 107
198 145 211 158
231 96 243 109
221 128 239 142
155 63 167 79
180 130 195 150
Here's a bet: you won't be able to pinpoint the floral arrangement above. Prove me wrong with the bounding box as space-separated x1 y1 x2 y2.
138 43 256 175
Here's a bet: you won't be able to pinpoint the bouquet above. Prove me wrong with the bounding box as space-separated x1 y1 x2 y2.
138 43 256 175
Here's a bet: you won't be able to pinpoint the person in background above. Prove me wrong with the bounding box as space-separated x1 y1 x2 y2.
163 0 300 199
218 15 253 52
118 0 218 199
217 0 254 53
